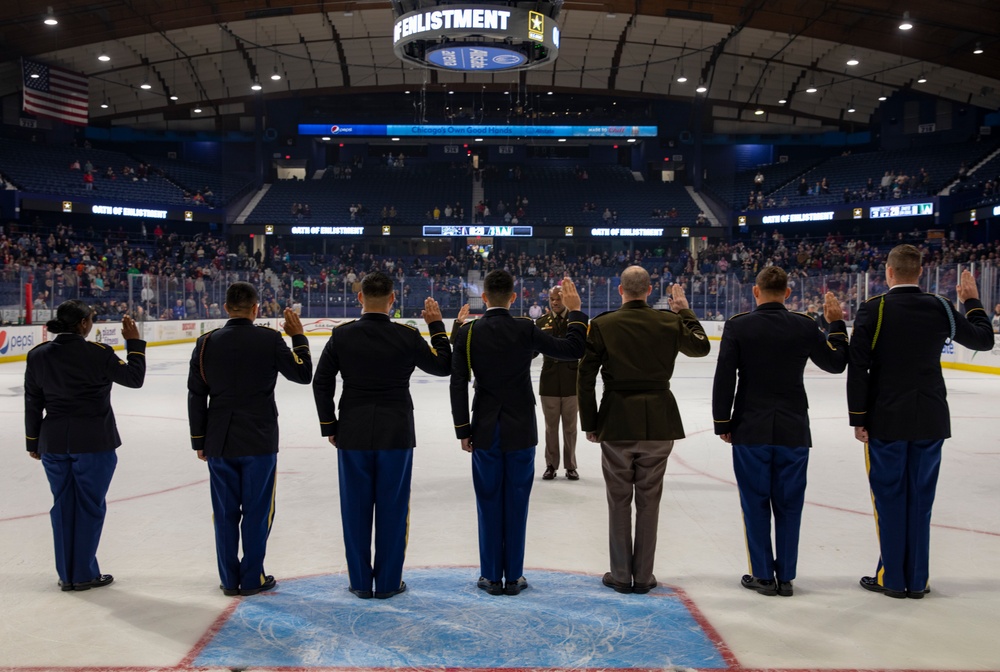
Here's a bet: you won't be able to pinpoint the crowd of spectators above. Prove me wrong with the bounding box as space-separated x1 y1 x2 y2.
2 219 997 325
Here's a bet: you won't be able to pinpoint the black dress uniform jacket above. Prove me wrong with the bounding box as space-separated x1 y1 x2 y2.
578 301 710 442
188 319 312 457
848 287 994 441
312 313 452 449
712 303 848 446
451 308 588 451
25 334 147 453
535 309 578 397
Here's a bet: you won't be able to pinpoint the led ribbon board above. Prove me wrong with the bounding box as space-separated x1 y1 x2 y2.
298 124 657 138
392 5 560 71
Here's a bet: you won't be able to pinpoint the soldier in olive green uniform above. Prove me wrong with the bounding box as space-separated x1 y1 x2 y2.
535 286 580 480
578 266 710 594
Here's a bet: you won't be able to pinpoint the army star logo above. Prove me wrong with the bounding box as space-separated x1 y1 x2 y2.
530 14 543 31
528 11 544 41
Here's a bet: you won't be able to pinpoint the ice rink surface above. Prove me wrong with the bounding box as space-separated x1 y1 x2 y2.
1 335 998 672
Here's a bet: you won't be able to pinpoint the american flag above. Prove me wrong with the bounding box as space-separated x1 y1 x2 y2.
22 59 89 126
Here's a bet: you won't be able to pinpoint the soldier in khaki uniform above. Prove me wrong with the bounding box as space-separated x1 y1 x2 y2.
535 285 580 481
578 266 710 594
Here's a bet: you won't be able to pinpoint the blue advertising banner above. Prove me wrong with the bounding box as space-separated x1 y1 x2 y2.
298 124 658 138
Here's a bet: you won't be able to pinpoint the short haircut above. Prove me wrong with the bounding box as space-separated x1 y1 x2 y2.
484 270 514 305
361 271 394 299
225 281 259 312
886 244 922 280
46 299 94 334
756 266 788 294
620 265 650 297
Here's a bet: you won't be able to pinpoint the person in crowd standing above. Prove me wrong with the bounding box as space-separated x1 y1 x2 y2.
450 272 588 596
312 272 451 599
187 282 312 596
578 267 709 595
712 267 848 597
848 245 994 599
24 301 146 591
535 285 580 481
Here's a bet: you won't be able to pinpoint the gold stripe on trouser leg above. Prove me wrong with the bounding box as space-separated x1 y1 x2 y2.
864 443 885 586
741 511 752 576
267 477 277 531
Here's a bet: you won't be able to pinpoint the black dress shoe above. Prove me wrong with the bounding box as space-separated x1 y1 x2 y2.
907 588 929 599
777 581 793 597
375 581 407 599
74 574 114 591
58 580 74 592
859 576 906 599
741 574 777 596
602 572 632 594
632 575 658 595
504 576 528 595
240 575 277 596
349 586 374 599
219 585 240 597
566 469 579 481
477 577 504 595
542 466 556 480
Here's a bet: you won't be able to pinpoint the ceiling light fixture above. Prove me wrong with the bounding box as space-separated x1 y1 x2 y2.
878 94 887 101
43 7 58 25
100 100 109 109
695 82 708 93
404 90 411 94
193 107 203 113
558 138 567 142
169 95 179 101
847 97 856 113
778 98 788 104
973 42 984 55
916 74 927 83
676 75 688 83
846 57 859 66
140 81 152 90
448 90 454 94
754 108 765 116
251 78 262 91
322 136 331 141
270 67 281 81
547 91 553 95
30 73 40 79
98 53 111 62
626 138 636 143
899 11 913 31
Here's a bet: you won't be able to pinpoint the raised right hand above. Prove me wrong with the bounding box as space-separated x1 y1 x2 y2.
957 269 979 303
283 307 304 336
422 297 442 324
456 303 470 325
560 278 582 311
823 291 844 323
670 284 690 311
121 315 140 340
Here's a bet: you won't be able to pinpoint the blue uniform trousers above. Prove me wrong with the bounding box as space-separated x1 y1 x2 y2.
41 451 118 585
471 428 535 583
732 444 809 582
337 447 413 595
207 454 277 592
866 438 943 593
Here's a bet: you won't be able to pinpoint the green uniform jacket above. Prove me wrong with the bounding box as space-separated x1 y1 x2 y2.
578 300 710 441
535 309 578 397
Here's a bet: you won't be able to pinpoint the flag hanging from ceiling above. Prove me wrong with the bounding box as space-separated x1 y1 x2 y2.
21 58 89 126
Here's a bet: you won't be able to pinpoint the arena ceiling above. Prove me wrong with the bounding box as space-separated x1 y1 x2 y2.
0 0 997 133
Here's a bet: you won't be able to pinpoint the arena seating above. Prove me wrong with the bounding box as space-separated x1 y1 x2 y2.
482 165 703 227
706 157 822 209
134 154 254 207
246 162 472 225
0 139 186 205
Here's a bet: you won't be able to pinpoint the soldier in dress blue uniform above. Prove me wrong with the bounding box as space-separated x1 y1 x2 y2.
848 245 994 599
712 267 848 597
187 282 312 596
312 272 452 599
450 272 588 596
24 301 146 591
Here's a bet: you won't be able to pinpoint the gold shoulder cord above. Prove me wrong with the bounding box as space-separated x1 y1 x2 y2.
198 334 210 384
465 320 474 375
870 296 885 350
